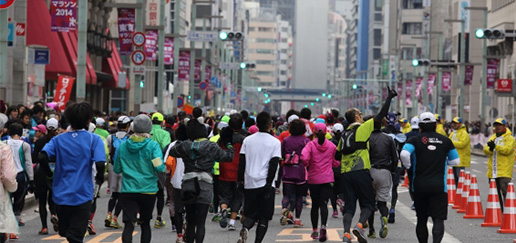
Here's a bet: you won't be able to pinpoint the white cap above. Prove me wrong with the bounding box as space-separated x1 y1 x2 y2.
287 114 299 124
410 117 420 129
333 123 344 133
46 118 59 130
96 118 105 126
419 112 436 124
118 115 131 124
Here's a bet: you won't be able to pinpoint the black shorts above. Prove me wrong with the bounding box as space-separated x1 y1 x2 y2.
121 193 157 223
414 192 448 220
219 180 243 211
243 187 275 220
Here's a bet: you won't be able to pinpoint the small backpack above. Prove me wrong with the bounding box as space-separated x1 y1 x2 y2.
110 135 129 162
340 125 368 155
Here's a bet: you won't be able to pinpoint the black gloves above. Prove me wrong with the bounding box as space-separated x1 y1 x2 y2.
387 86 398 99
487 140 496 151
219 127 234 146
27 180 35 194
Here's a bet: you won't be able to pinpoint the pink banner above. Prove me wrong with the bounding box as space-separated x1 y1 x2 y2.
178 51 190 81
464 65 474 85
442 72 451 91
164 37 174 65
427 73 436 95
205 66 212 83
194 59 202 81
145 30 158 61
50 0 77 32
487 59 499 89
397 82 403 100
368 92 373 105
415 78 423 98
406 80 412 106
117 8 135 55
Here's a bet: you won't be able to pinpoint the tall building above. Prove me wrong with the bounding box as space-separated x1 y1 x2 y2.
277 17 293 88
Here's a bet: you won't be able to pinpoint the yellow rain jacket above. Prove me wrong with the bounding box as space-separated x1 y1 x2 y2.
448 124 470 167
484 130 515 179
436 123 447 136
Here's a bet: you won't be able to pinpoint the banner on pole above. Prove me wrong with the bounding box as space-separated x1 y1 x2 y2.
164 37 174 65
464 65 474 85
194 59 202 81
50 0 77 32
427 73 436 94
178 51 190 81
53 75 75 111
145 0 160 26
406 80 412 106
487 58 499 89
145 30 158 61
442 72 451 91
117 8 135 56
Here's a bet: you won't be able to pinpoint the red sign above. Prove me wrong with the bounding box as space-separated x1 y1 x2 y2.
199 81 208 91
487 59 500 89
442 72 451 91
53 75 75 111
0 0 15 9
15 23 25 36
50 0 77 32
497 79 512 93
131 50 146 65
178 51 190 81
464 65 474 85
118 8 135 55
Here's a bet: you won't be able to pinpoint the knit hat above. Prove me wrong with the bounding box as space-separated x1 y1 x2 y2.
133 114 152 133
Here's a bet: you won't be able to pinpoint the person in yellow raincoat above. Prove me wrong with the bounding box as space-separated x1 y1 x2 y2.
400 118 411 134
484 118 515 210
435 114 447 136
448 117 470 187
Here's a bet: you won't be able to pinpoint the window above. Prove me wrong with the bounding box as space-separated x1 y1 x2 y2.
256 60 274 65
374 13 382 21
281 49 288 54
282 27 289 32
281 60 288 64
256 71 274 76
402 47 422 60
249 49 275 54
250 38 276 43
281 38 288 42
373 29 382 46
258 27 272 32
373 48 381 60
248 27 255 31
280 70 287 75
403 0 423 9
402 22 422 34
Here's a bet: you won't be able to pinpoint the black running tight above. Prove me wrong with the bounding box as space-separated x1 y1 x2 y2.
185 203 209 243
108 192 122 216
416 216 444 243
242 217 269 243
309 184 332 229
122 221 151 243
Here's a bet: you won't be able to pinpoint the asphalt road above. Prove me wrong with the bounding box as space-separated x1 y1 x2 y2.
12 154 516 242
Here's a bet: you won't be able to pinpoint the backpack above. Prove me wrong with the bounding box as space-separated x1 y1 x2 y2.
340 125 368 155
110 135 129 162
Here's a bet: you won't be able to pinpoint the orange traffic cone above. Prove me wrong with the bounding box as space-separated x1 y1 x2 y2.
464 175 484 219
498 182 516 233
401 170 409 188
457 172 471 213
482 179 502 227
447 168 456 205
452 169 465 210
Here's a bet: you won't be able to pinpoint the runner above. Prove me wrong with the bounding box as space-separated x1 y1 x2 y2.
39 102 106 243
301 123 339 242
113 114 166 243
0 115 19 241
237 111 281 243
280 119 310 228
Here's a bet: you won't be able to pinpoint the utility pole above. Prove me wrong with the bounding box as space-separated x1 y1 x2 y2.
76 0 88 102
171 0 181 114
188 3 197 105
157 0 165 111
0 8 8 97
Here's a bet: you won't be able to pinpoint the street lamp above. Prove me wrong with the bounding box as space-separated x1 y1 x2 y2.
445 19 466 118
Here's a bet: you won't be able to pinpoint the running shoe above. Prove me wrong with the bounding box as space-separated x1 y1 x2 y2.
87 221 97 235
341 233 351 243
110 218 123 229
39 228 49 235
220 209 229 228
228 224 237 231
176 233 184 243
154 219 166 228
211 213 221 222
280 209 289 226
50 215 59 232
367 231 376 238
311 230 319 239
237 228 248 243
352 224 367 243
293 219 303 228
362 221 368 228
379 216 388 238
9 233 19 239
388 209 395 223
105 214 112 228
319 227 327 242
332 210 338 218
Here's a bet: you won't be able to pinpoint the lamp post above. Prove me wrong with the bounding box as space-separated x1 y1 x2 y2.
465 6 488 125
445 19 466 118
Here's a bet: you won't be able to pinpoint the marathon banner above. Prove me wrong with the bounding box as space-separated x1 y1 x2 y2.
442 72 451 91
205 65 212 83
178 50 190 81
194 59 202 81
397 82 403 100
427 73 436 95
50 0 77 32
145 30 158 61
53 75 75 111
464 65 474 85
117 8 135 56
406 80 412 106
164 37 174 65
487 58 499 89
415 77 423 98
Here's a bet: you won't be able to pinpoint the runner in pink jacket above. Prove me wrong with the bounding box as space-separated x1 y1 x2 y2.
301 123 340 242
0 116 19 238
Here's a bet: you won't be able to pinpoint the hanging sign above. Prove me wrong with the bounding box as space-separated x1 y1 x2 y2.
53 75 75 111
50 0 77 32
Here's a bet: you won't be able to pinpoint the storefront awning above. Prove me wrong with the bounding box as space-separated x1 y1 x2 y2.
59 31 97 85
102 41 130 89
26 0 73 80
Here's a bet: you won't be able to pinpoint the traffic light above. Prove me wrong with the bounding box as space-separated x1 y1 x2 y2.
322 93 327 97
328 94 332 99
311 102 314 106
475 28 504 39
264 93 269 98
240 63 256 69
315 98 320 102
412 59 430 67
352 84 358 89
188 95 192 100
304 105 308 108
139 80 145 88
257 87 262 92
219 31 244 41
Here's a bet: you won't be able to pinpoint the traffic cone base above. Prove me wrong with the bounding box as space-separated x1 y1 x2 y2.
463 175 484 219
457 172 471 214
498 182 516 233
482 179 502 227
401 171 409 188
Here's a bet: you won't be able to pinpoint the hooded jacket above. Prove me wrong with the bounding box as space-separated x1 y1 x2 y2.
169 139 234 174
484 129 516 179
369 130 398 171
0 142 18 234
113 136 165 194
301 138 340 184
150 124 172 150
449 124 471 167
